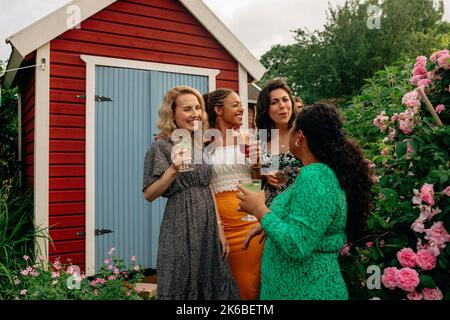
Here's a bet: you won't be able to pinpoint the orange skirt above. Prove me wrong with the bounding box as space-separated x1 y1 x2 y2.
215 191 264 300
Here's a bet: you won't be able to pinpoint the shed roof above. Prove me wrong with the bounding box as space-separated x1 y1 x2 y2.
2 0 266 88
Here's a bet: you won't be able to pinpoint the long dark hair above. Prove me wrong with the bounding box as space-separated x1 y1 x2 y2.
295 103 373 242
203 89 235 128
255 78 296 140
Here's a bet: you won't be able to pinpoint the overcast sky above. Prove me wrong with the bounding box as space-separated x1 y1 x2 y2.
0 0 449 63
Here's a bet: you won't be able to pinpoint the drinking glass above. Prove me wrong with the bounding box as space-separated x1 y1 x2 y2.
238 179 262 222
172 136 195 172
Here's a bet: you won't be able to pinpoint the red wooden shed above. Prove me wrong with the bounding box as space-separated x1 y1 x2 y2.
2 0 265 275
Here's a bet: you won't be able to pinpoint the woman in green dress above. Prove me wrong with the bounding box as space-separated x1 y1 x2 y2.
237 103 373 300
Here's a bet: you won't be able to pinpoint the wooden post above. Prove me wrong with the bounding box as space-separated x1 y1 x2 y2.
417 87 443 127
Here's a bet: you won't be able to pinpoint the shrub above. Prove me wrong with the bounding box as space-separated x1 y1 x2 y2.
7 249 145 300
340 49 450 300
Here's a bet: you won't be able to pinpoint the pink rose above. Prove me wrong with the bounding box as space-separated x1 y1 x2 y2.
422 288 443 300
399 120 413 135
443 186 450 197
435 104 445 114
417 78 431 88
410 75 424 86
397 248 417 268
437 54 450 69
428 244 441 257
397 268 420 292
373 112 389 132
407 291 423 300
430 50 449 63
391 113 399 122
340 243 351 257
412 189 422 205
425 221 450 246
405 143 413 159
420 183 435 206
381 267 398 290
416 249 437 270
411 221 425 233
412 56 428 76
402 91 421 108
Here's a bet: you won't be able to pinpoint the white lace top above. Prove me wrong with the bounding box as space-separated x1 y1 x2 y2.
209 145 252 194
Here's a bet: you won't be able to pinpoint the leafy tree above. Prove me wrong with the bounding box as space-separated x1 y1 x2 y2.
260 0 449 103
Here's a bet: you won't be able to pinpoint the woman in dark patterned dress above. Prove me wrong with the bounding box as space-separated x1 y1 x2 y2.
142 86 239 300
255 79 302 206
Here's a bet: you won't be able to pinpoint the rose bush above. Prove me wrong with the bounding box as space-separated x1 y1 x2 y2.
340 49 450 300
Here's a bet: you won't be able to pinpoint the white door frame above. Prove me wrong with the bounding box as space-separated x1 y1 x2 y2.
80 55 220 275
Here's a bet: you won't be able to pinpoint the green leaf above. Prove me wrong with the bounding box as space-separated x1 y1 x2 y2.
438 257 448 270
395 142 407 158
419 275 437 289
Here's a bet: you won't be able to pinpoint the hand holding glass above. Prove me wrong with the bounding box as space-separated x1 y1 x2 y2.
171 136 195 172
238 179 262 222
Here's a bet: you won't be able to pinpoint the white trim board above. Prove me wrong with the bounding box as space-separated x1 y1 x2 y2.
7 0 115 59
81 55 220 276
178 0 266 80
2 48 23 89
34 43 50 262
3 0 265 88
239 64 249 131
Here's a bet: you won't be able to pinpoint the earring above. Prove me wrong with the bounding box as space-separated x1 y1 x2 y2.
295 140 301 147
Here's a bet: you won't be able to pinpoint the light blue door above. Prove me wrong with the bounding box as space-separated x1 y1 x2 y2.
95 66 208 272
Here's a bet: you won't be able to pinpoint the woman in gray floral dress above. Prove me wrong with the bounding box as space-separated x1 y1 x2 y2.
142 86 239 300
255 79 302 205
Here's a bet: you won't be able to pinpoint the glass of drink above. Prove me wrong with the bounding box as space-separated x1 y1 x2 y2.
239 131 250 157
274 168 288 186
238 179 262 222
172 136 195 172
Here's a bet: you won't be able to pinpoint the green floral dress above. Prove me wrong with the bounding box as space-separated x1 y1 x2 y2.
260 163 349 300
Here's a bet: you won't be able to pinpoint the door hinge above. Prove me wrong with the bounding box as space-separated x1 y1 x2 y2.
95 228 113 236
95 95 113 102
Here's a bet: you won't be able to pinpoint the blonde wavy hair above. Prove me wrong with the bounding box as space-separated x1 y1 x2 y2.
156 86 209 139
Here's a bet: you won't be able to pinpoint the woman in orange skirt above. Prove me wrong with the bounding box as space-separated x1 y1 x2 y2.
203 89 264 300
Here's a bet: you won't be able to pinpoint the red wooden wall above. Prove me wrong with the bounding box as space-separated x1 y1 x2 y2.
47 0 240 269
20 72 35 189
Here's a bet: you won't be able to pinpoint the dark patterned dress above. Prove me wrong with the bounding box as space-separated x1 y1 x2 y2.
261 151 302 205
142 139 239 300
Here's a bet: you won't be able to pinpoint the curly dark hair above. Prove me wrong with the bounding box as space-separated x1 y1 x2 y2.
203 89 235 128
255 78 296 141
295 103 373 242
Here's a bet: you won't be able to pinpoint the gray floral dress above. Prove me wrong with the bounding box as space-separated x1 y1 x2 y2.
142 139 239 300
261 151 302 205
